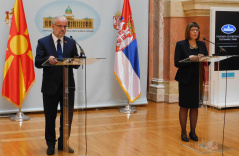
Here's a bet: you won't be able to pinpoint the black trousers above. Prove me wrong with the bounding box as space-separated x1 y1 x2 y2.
43 85 75 147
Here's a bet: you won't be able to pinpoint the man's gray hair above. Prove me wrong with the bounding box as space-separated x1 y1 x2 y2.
52 16 67 25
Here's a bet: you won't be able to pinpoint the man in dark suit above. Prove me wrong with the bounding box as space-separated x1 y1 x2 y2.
35 16 79 155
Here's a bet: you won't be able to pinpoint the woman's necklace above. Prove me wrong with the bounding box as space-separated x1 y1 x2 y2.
189 43 198 49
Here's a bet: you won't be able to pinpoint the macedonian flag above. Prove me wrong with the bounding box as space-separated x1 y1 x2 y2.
2 0 35 108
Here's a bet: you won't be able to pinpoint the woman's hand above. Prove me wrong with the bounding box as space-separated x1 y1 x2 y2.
189 55 199 62
198 54 204 57
189 54 204 62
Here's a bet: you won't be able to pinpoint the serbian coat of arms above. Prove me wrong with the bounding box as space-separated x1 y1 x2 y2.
113 11 121 30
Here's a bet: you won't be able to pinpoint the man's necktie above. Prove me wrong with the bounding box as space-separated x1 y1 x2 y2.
57 39 63 58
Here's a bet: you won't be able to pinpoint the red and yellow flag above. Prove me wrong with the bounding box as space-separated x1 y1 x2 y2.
2 0 35 108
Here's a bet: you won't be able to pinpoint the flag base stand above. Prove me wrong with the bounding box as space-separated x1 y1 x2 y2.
120 100 137 114
10 109 30 121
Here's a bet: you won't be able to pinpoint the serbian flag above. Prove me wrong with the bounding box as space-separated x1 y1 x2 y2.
114 0 141 103
2 0 35 108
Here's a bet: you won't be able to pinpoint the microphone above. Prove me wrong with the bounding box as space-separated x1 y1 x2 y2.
203 38 226 53
70 36 86 58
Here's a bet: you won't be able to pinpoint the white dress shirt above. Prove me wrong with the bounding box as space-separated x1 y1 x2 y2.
52 33 63 52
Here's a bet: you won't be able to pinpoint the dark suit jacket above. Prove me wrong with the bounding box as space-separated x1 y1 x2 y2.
35 34 79 95
174 39 208 84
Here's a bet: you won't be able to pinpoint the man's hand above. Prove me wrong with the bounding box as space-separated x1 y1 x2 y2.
49 56 57 65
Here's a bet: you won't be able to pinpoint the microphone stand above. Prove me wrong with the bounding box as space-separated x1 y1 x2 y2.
70 36 86 58
70 36 86 70
77 43 86 59
203 38 227 56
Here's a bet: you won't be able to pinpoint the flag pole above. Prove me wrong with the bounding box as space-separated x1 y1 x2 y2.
2 0 35 118
120 99 137 114
114 0 141 114
10 108 30 121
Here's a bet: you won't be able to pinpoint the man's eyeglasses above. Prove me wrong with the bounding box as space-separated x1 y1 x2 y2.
190 29 200 32
54 24 68 29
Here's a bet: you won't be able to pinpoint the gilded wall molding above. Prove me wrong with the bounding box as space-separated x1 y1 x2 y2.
183 0 239 16
164 0 239 17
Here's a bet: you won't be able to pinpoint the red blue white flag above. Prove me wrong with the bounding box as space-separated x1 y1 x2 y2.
114 0 141 103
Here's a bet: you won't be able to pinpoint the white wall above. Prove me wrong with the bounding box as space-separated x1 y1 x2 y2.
0 0 148 113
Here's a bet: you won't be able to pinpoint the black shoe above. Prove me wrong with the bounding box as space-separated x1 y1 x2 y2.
181 134 189 142
189 132 199 141
58 146 74 153
47 146 55 155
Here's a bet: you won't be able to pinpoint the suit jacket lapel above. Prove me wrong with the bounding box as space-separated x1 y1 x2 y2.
63 37 68 58
49 34 58 58
184 40 191 57
196 41 203 54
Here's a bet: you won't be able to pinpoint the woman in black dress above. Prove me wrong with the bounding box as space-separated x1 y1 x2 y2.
174 22 208 142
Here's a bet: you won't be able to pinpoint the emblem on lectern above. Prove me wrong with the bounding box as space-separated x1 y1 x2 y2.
221 24 236 34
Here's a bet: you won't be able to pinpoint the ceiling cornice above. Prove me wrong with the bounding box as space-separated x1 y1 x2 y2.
182 0 239 16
